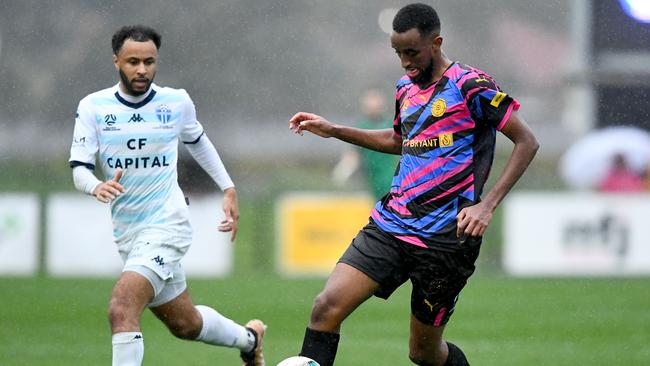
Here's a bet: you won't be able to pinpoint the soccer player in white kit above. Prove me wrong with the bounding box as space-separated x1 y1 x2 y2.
69 25 265 366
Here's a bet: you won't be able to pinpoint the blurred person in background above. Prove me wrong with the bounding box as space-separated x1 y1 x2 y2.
68 25 265 366
598 153 645 193
331 88 400 201
289 3 539 366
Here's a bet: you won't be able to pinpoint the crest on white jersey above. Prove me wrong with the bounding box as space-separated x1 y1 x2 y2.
156 104 172 123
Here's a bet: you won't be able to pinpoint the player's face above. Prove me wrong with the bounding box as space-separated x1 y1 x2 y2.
391 28 440 87
113 39 158 96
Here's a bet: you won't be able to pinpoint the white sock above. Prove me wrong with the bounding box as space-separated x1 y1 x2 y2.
112 332 144 366
194 305 256 352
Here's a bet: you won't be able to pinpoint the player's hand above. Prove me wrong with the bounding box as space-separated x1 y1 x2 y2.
93 169 125 203
456 201 492 238
289 112 336 138
219 187 239 242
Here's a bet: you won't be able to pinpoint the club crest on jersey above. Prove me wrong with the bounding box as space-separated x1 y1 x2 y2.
431 98 446 117
156 104 172 124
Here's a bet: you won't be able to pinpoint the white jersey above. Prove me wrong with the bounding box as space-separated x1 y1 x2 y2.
69 83 203 245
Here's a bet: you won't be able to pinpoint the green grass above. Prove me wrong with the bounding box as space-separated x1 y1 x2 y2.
1 157 644 365
1 275 648 365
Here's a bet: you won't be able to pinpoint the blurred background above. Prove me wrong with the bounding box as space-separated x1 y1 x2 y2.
0 0 580 169
1 0 650 365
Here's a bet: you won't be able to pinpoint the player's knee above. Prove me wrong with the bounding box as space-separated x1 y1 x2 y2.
165 315 202 340
408 352 436 366
408 343 444 366
310 291 341 326
108 298 135 329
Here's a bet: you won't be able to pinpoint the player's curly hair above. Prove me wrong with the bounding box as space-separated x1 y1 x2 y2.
111 25 161 55
392 3 441 37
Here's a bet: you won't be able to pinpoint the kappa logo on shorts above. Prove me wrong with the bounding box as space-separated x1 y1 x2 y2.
151 255 165 266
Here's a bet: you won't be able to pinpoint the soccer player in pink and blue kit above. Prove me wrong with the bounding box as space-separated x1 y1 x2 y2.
289 3 539 366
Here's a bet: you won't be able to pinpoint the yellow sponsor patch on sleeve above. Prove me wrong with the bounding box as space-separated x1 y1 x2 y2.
490 91 507 107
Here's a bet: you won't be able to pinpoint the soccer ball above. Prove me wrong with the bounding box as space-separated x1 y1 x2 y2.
276 356 320 366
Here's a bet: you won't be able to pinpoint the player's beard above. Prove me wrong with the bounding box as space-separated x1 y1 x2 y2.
119 69 154 96
409 59 435 88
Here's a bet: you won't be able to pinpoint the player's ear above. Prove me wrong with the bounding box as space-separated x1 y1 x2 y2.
112 54 119 70
432 35 443 50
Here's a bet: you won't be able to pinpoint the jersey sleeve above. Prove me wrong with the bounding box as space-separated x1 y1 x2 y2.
69 98 99 169
393 77 410 136
460 72 520 131
178 90 205 144
392 97 402 136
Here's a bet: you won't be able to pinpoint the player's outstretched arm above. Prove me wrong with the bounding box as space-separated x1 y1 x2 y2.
218 187 239 242
183 134 238 241
456 111 539 237
289 112 402 154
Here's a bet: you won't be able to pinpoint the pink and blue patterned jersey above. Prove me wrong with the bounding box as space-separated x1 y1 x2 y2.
371 62 519 249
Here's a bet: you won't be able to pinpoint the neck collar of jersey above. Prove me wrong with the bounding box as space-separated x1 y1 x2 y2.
114 83 157 109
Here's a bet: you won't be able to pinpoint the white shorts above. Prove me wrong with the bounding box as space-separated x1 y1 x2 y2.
118 229 191 308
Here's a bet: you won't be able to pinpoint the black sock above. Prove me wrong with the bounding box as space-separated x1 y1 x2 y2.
299 327 340 366
444 342 469 366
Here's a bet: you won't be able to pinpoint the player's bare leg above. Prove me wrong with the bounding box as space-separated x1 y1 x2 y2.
410 315 469 366
308 262 380 332
300 263 380 366
150 290 202 339
151 289 264 365
109 271 155 333
108 271 154 366
409 315 447 365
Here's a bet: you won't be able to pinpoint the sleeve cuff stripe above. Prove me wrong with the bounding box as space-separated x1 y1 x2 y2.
182 132 205 145
70 161 95 170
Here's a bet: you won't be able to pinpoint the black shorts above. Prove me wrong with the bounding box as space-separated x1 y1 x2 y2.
339 220 481 326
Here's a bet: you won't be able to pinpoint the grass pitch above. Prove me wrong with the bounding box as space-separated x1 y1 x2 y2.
1 275 648 365
0 160 647 364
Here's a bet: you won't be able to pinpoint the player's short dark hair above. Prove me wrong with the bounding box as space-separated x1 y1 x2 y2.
392 3 441 37
111 25 161 55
